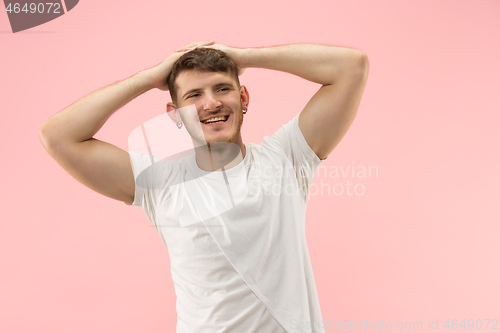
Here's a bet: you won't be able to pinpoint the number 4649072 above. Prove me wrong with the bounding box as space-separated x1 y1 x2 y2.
5 2 62 14
444 319 498 330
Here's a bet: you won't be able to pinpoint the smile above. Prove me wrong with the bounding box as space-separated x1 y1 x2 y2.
201 116 229 124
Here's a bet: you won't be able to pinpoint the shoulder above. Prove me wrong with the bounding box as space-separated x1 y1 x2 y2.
259 114 301 160
128 151 185 186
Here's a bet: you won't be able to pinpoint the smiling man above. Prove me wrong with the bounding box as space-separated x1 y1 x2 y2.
165 47 250 173
39 41 369 333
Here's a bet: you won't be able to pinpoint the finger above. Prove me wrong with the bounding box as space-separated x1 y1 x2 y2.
176 44 200 51
175 41 215 52
190 42 213 49
194 41 214 45
177 42 197 50
191 41 215 48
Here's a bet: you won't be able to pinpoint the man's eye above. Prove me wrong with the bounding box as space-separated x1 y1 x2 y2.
188 94 200 99
219 88 229 92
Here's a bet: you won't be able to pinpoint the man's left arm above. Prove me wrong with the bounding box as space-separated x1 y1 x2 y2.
239 44 369 160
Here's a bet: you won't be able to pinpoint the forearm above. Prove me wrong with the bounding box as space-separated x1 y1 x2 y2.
241 44 367 86
39 70 154 145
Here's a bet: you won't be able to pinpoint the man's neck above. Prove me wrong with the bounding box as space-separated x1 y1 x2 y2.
193 141 246 172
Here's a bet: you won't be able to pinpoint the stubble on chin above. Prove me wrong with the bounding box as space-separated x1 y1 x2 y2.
205 116 243 144
185 110 244 145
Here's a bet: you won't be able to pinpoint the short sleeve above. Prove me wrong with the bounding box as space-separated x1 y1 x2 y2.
264 112 327 202
125 151 170 225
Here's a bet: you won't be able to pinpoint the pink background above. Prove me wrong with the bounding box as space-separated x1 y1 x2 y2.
1 0 499 332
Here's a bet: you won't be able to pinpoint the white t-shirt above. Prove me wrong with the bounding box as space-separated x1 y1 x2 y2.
126 112 326 333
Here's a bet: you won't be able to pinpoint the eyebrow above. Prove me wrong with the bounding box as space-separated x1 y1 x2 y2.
181 82 235 100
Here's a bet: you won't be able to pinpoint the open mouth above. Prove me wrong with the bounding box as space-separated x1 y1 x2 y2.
201 115 229 125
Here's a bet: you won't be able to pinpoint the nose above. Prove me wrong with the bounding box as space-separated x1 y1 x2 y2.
202 92 222 111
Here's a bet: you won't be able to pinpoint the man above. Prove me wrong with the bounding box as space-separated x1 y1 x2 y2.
39 41 369 333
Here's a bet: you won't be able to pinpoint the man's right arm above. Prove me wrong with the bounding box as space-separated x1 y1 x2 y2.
38 41 215 206
38 70 154 205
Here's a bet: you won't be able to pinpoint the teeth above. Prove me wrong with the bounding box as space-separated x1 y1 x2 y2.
202 116 227 124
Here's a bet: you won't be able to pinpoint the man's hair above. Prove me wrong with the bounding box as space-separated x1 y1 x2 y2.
167 47 241 106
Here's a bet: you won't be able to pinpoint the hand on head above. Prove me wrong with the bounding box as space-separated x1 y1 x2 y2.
176 41 247 76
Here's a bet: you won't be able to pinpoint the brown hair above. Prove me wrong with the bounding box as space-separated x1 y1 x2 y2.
167 47 240 105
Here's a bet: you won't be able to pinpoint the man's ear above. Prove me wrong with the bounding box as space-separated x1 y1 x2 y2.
166 102 181 125
240 85 250 109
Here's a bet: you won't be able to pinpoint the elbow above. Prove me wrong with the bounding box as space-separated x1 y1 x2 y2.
38 123 56 151
355 52 369 79
335 51 369 85
38 123 48 139
38 125 50 151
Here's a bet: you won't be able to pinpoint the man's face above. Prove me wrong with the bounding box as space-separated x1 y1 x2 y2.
173 70 248 145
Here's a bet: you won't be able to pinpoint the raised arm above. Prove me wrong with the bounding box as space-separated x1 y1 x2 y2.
38 41 215 205
208 43 369 160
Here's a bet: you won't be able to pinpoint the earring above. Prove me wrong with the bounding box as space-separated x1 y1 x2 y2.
242 106 248 114
176 121 183 129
